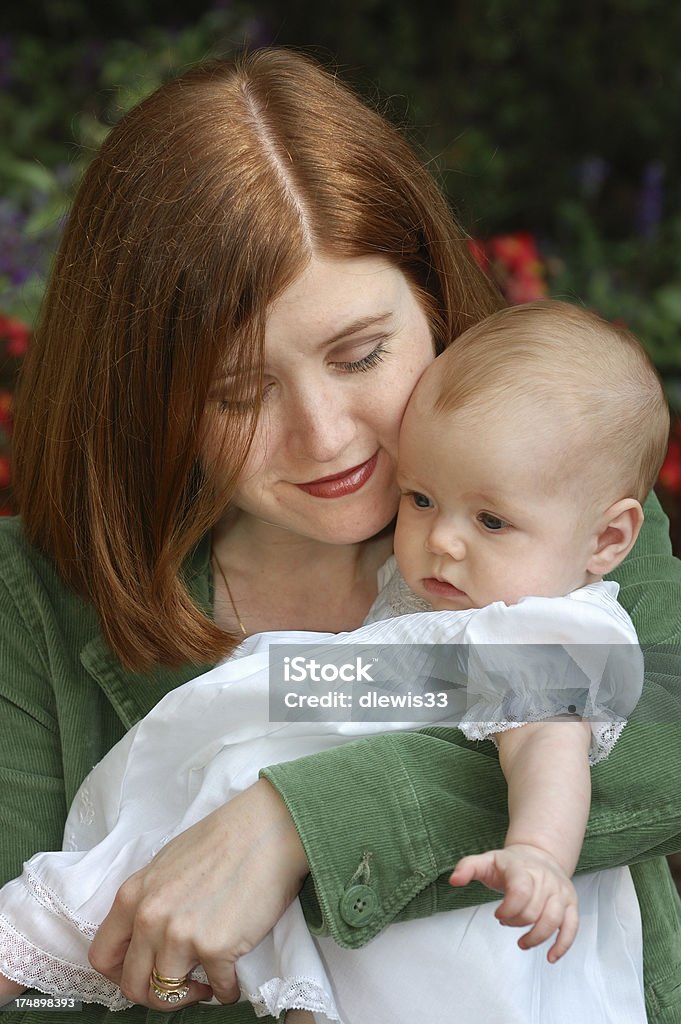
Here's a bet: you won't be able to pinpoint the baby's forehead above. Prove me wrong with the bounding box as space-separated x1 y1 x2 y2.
408 374 556 436
403 381 615 501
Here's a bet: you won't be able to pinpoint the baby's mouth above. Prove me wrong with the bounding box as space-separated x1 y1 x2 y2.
422 578 467 599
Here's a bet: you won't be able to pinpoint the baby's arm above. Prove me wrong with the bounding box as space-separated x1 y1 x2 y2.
449 718 591 962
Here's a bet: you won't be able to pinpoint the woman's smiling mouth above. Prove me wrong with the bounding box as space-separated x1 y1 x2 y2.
295 453 379 498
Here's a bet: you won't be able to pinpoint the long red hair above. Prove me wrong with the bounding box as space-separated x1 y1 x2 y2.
13 48 503 670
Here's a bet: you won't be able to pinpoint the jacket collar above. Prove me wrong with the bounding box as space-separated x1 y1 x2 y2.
79 534 215 730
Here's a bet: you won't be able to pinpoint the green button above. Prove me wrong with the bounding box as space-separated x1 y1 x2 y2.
339 884 379 926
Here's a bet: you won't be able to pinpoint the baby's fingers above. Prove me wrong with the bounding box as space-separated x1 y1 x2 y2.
449 853 496 889
494 874 541 924
517 894 577 958
546 902 579 963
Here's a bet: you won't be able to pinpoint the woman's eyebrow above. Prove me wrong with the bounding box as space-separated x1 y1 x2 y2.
324 311 393 345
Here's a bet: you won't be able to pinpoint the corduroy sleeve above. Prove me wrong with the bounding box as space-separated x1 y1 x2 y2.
261 491 681 950
0 571 67 885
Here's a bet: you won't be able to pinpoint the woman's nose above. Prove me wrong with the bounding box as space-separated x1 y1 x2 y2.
285 384 357 464
425 520 465 560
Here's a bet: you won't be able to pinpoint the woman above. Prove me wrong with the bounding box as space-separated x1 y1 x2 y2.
2 48 680 1022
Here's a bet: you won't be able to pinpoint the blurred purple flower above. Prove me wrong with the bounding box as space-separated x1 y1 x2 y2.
0 196 62 297
637 160 665 240
9 267 30 286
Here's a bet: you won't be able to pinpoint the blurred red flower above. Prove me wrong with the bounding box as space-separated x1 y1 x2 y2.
659 422 681 494
0 313 31 358
468 232 548 305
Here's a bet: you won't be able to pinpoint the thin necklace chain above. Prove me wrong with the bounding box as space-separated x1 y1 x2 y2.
211 552 247 635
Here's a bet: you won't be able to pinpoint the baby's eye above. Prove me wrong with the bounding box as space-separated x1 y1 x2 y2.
477 511 509 531
411 492 434 509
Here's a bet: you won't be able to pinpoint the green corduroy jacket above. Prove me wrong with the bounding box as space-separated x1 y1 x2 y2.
0 495 680 1023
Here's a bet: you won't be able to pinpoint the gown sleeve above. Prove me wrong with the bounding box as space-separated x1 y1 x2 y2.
455 582 644 764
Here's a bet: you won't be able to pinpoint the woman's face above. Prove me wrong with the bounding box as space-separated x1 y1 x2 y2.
209 254 435 545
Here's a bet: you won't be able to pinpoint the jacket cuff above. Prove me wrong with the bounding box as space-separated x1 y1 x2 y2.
261 728 506 948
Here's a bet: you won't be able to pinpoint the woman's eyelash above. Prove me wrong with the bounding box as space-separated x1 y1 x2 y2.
333 341 388 372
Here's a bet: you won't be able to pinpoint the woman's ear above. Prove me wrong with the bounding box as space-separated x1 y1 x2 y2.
586 498 644 576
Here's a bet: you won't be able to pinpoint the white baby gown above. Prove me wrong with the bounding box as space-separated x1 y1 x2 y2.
0 571 648 1023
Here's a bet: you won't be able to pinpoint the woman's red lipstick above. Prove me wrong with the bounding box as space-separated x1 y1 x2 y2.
296 453 378 498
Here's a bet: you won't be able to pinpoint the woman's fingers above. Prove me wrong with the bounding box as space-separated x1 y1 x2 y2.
147 960 216 1011
97 874 233 1006
90 780 309 1009
185 949 239 1005
147 978 213 1013
88 870 143 982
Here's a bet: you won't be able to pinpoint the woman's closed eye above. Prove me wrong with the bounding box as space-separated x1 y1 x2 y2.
477 511 510 531
331 340 389 373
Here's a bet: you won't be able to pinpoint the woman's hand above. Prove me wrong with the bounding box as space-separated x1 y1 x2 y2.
89 779 309 1010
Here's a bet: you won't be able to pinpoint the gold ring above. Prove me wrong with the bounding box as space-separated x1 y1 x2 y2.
151 982 190 1004
151 967 189 987
150 966 190 1003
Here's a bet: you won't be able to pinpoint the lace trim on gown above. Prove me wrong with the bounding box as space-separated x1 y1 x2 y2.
0 912 132 1011
243 976 341 1020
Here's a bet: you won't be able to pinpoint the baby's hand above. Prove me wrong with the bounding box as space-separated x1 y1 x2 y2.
449 844 578 963
0 973 27 1007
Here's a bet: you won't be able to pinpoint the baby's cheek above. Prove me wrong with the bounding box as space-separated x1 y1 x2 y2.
393 532 413 589
393 510 416 574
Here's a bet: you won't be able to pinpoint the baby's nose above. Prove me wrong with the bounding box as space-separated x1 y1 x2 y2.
425 521 465 560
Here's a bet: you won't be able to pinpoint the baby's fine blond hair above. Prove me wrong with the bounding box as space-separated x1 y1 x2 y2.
432 300 670 504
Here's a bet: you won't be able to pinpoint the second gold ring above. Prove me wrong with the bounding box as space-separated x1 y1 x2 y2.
150 966 190 1004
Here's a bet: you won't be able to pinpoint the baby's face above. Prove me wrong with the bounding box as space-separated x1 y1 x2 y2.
394 390 601 611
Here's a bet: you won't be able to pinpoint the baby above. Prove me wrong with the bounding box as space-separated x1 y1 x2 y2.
378 297 670 962
0 300 669 1024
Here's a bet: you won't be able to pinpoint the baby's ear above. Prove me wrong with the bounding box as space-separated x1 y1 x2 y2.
586 498 644 576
